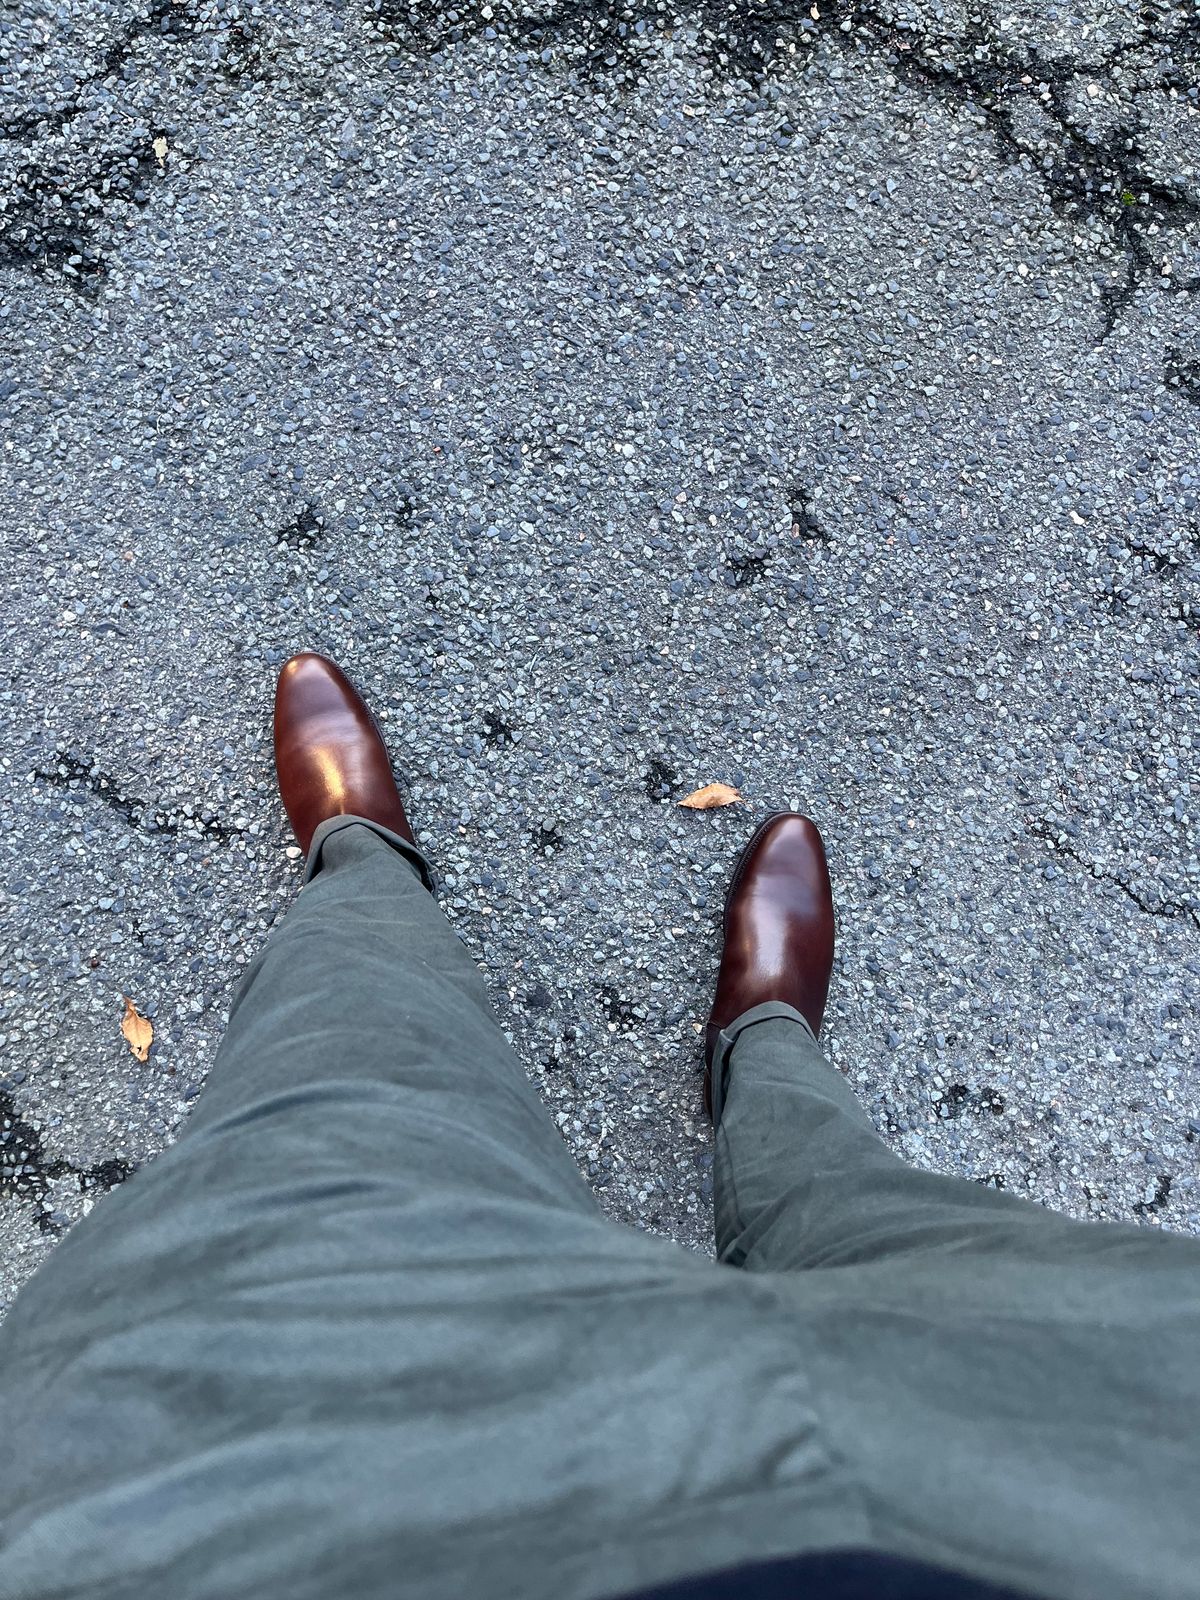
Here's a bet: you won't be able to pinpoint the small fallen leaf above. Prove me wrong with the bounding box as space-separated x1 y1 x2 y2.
678 782 742 811
152 135 168 169
121 997 153 1062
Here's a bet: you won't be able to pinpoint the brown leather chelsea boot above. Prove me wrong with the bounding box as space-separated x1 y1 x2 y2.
704 813 835 1117
273 652 415 858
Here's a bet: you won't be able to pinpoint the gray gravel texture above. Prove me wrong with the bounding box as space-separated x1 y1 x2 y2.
2 0 1199 1314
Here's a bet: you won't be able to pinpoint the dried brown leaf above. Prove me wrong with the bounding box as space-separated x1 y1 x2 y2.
121 996 153 1062
678 782 742 811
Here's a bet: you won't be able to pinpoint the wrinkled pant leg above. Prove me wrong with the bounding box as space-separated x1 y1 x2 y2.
0 824 865 1600
710 1003 1112 1271
182 813 600 1219
4 816 606 1354
0 819 635 1582
711 1006 1200 1600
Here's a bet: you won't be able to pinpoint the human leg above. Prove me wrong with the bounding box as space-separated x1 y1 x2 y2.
705 819 1200 1600
0 669 860 1600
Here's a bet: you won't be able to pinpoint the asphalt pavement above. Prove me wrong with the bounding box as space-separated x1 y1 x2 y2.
2 0 1198 1311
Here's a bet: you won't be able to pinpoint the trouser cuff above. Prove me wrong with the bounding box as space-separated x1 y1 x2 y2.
302 814 437 895
710 1001 818 1126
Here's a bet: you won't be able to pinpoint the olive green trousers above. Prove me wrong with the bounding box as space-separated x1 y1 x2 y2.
1 819 1196 1600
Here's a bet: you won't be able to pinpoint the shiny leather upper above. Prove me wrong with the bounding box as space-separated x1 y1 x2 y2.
274 652 414 856
705 814 834 1093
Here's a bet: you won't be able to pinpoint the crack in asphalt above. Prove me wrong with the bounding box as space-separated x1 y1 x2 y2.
0 0 261 285
33 752 245 843
1099 525 1200 626
0 1089 136 1236
819 0 1200 337
1 0 197 143
3 1 1196 324
1132 1170 1172 1215
358 0 1200 335
1026 817 1199 930
1164 345 1200 403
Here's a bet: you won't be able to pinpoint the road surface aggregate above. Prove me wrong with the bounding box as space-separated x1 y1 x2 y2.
1 0 1198 1311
